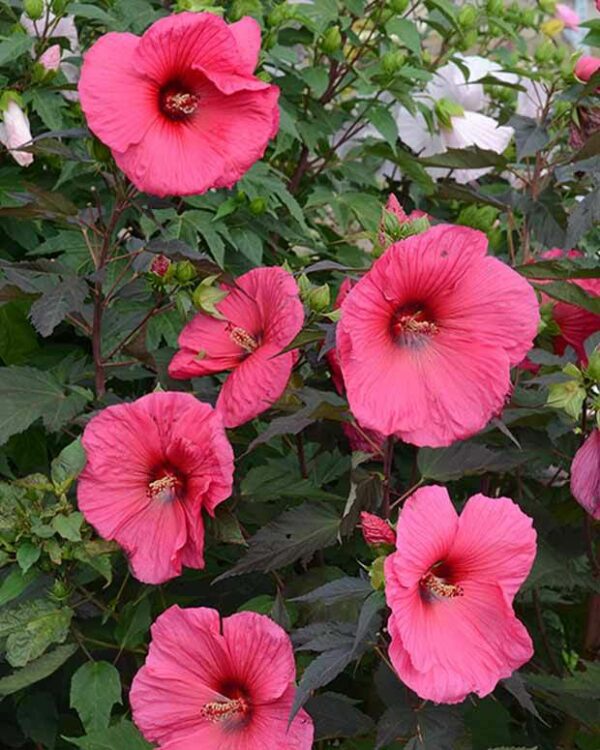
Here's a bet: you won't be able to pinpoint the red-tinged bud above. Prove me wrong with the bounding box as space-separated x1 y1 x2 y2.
151 255 171 277
360 511 396 546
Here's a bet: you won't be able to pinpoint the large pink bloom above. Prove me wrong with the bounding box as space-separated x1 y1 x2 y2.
540 249 600 365
571 430 600 520
169 267 304 428
130 606 314 750
77 392 233 584
337 225 539 447
78 12 279 197
385 486 536 704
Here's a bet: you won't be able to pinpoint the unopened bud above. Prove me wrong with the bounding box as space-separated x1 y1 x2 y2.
360 511 396 546
381 50 406 76
321 26 342 54
150 255 171 278
307 284 330 312
249 196 267 215
24 0 44 20
174 260 196 284
535 40 555 65
458 5 478 28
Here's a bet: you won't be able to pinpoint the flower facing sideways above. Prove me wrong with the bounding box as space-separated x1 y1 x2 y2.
169 266 304 428
571 430 600 520
384 486 536 704
130 606 314 750
78 12 279 197
337 224 539 447
77 392 233 584
0 99 33 167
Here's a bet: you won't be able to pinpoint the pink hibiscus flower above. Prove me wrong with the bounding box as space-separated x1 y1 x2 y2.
384 486 536 704
574 55 600 83
169 266 304 428
130 606 314 750
540 249 600 365
78 12 279 197
326 278 386 455
77 392 233 584
337 224 539 447
556 3 580 29
571 430 600 520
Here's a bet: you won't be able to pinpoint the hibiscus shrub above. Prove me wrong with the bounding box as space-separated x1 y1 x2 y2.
0 0 599 749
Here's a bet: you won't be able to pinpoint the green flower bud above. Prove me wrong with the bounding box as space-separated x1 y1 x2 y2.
539 0 556 13
297 273 312 299
50 579 70 601
177 0 215 9
434 97 465 129
267 4 292 27
192 275 229 317
486 0 504 14
547 364 586 420
460 30 478 50
174 260 197 284
521 8 537 26
458 5 478 28
230 0 261 22
381 50 406 76
51 0 70 13
307 284 330 313
535 40 555 65
249 196 267 215
369 556 386 591
388 0 409 11
320 26 342 54
24 0 45 20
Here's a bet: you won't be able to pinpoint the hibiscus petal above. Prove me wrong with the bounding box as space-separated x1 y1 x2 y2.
222 612 296 703
447 494 537 602
571 430 600 519
216 346 296 428
229 17 262 75
79 32 158 153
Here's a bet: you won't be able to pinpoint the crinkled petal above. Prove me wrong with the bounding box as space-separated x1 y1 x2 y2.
216 346 296 428
79 33 158 152
169 314 243 380
223 612 296 703
447 494 537 602
229 17 262 75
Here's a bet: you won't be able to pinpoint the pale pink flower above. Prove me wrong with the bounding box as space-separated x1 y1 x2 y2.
385 486 536 704
556 3 580 29
77 392 234 584
571 430 600 519
130 606 314 749
79 12 279 197
337 225 539 447
169 267 303 428
0 101 33 167
39 44 62 72
360 511 396 546
574 55 600 83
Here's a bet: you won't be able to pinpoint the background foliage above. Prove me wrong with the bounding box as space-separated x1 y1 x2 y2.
0 0 599 748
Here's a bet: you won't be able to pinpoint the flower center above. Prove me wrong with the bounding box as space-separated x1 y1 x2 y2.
147 472 181 503
229 326 259 354
160 89 199 120
391 304 439 345
420 570 463 601
200 697 249 723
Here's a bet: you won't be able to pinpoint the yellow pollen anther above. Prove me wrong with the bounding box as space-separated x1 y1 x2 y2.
200 697 248 723
395 314 439 337
230 326 259 354
163 91 199 117
421 571 463 600
147 474 180 502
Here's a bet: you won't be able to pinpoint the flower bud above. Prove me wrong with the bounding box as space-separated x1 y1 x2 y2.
39 44 62 73
369 555 386 590
249 196 267 215
547 364 586 420
458 5 478 28
150 255 171 278
539 0 557 13
297 273 312 299
486 0 504 15
0 98 33 168
434 97 465 129
192 275 228 317
586 349 600 384
307 284 330 313
535 40 555 65
24 0 45 20
320 26 342 54
230 0 261 21
381 50 406 76
360 511 396 546
174 260 196 284
387 0 409 12
574 55 600 83
541 18 564 37
555 3 580 29
52 0 70 13
267 3 292 27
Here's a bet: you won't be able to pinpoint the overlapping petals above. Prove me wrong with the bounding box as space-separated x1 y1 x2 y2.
169 266 304 428
337 224 539 446
571 430 600 519
79 12 279 196
130 606 314 750
385 486 536 704
77 392 233 584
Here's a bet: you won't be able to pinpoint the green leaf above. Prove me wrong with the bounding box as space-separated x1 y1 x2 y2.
0 35 33 67
418 442 532 481
52 512 84 542
70 662 122 733
16 691 58 750
537 281 600 315
5 603 73 667
16 542 41 574
0 366 91 444
386 18 421 55
369 106 398 151
307 692 374 741
114 597 151 649
419 146 507 169
29 277 88 337
0 643 77 697
69 3 116 24
0 300 39 365
65 719 152 750
216 503 340 580
51 438 86 488
509 115 549 160
0 566 38 607
29 90 68 132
